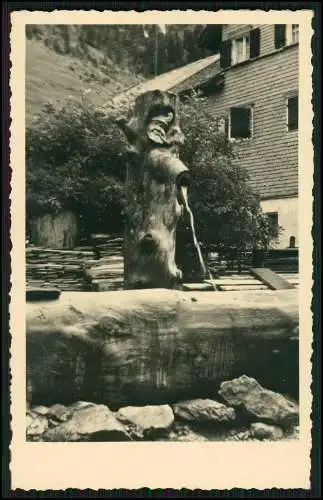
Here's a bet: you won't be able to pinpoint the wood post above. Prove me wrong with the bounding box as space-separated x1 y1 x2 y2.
117 90 189 290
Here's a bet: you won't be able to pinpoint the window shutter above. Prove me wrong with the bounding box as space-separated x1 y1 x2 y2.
250 28 260 58
287 96 298 130
230 107 252 139
220 40 232 69
275 24 286 49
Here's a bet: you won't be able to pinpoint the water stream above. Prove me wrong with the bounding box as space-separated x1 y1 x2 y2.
180 186 217 291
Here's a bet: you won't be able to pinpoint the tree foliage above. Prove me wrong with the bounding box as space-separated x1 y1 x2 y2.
26 99 127 239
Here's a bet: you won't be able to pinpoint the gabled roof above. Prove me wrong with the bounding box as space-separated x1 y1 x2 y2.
109 54 220 113
171 57 222 95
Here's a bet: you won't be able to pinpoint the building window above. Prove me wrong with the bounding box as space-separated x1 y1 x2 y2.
287 24 299 45
231 35 250 65
266 212 279 233
219 28 260 69
287 95 298 131
229 107 253 140
275 24 299 49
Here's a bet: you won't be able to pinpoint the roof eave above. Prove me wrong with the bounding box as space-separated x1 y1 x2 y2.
177 72 225 98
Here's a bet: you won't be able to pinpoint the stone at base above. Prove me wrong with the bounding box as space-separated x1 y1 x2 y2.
42 404 130 441
167 423 208 442
219 375 299 429
26 414 49 439
48 403 73 422
116 404 174 439
250 422 284 440
172 398 236 424
285 425 300 440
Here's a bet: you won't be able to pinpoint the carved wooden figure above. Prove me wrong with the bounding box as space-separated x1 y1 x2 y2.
117 90 190 290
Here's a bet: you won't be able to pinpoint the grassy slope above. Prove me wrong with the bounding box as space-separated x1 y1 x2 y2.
26 39 145 124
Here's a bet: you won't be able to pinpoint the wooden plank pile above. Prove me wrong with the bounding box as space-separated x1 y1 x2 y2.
91 234 123 259
26 233 299 294
182 275 268 292
207 248 299 276
26 246 97 291
263 248 299 274
84 234 124 291
84 255 124 291
206 250 254 277
184 272 299 292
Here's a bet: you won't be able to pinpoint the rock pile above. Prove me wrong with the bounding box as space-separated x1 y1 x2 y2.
26 376 299 442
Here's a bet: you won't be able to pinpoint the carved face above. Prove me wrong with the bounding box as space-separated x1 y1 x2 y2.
146 105 184 152
117 93 185 155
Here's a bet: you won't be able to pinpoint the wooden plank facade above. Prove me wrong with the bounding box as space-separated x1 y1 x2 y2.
173 24 299 250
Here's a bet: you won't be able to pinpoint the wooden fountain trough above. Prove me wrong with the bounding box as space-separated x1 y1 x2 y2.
26 286 299 409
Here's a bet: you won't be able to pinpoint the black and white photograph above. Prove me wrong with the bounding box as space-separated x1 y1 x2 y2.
9 9 314 491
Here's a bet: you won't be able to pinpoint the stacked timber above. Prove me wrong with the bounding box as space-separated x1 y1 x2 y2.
207 248 299 276
84 233 124 291
207 250 253 276
26 246 97 291
91 233 123 260
264 248 299 274
84 255 124 291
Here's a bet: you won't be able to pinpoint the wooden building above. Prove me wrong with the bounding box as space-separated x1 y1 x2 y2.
186 24 299 249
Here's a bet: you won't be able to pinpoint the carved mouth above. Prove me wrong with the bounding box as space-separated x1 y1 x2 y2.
176 171 190 206
140 233 157 255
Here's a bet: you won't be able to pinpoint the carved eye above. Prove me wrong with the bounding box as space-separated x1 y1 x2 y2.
159 111 174 124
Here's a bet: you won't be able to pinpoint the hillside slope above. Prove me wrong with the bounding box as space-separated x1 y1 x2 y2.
26 38 145 123
26 24 211 123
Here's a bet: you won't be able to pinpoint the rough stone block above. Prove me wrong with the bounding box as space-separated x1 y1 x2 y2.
219 375 299 429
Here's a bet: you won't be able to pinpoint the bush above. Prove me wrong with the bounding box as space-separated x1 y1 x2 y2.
26 98 127 240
